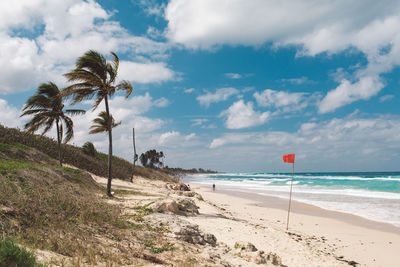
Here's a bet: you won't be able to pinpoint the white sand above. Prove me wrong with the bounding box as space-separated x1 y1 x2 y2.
192 185 400 267
88 174 400 266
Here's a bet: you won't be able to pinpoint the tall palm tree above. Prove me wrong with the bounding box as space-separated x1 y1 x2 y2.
21 82 85 166
63 50 133 197
89 111 121 134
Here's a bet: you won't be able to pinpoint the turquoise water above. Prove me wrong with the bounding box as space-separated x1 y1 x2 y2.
183 172 400 227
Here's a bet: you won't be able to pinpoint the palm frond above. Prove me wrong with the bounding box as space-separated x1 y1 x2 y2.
107 51 119 83
20 108 50 117
89 111 120 134
41 118 55 135
62 116 74 143
116 80 133 98
64 109 86 116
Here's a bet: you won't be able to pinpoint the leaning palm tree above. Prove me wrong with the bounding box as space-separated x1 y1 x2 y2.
21 82 85 166
89 111 121 134
63 50 132 197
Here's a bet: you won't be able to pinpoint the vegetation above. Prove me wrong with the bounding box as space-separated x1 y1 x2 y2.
144 240 174 254
140 149 164 169
81 141 96 157
89 111 121 134
0 143 178 265
0 239 44 267
63 50 133 197
0 125 176 182
20 82 85 166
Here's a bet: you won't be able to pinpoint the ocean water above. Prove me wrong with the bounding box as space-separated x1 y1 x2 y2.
182 172 400 227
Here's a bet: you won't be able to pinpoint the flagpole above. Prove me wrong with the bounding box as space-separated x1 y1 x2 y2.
286 162 294 230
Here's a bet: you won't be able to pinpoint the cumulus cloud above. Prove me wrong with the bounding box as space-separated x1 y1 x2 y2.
197 87 239 107
206 115 400 171
165 0 400 110
318 76 384 113
118 61 176 84
165 0 399 49
0 99 24 128
0 0 174 94
157 131 198 146
254 89 307 109
220 100 270 129
70 92 168 154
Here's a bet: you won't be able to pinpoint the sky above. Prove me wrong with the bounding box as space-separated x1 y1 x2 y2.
1 0 400 172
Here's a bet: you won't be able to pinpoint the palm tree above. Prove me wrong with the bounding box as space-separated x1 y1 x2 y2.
63 50 133 197
89 111 121 134
21 82 85 166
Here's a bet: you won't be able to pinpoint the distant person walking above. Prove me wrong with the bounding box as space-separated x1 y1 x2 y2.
212 183 215 191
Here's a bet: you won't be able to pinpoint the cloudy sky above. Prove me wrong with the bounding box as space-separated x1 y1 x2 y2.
1 0 400 172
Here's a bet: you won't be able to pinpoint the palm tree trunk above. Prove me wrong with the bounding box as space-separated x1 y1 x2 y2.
56 119 62 166
104 95 113 197
60 122 63 166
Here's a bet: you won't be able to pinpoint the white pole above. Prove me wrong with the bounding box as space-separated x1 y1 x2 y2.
286 162 294 230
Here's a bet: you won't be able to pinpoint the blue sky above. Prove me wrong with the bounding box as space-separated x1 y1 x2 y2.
1 0 400 172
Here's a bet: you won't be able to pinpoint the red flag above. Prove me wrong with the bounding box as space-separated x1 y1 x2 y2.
283 154 295 163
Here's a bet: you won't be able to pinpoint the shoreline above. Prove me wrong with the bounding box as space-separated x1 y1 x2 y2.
189 183 400 267
202 185 400 234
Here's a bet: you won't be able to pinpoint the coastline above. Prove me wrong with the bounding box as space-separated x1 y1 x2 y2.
203 185 400 234
189 183 400 267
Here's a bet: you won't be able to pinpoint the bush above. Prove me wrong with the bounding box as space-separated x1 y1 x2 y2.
82 142 96 157
0 239 42 267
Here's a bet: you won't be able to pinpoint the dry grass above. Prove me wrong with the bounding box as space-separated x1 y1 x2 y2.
0 124 176 183
0 158 170 265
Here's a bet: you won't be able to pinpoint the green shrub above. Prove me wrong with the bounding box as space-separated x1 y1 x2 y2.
0 239 43 267
81 142 96 157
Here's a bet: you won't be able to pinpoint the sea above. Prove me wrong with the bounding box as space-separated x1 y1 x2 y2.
182 172 400 227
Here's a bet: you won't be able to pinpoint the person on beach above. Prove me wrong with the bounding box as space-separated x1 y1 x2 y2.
212 183 215 191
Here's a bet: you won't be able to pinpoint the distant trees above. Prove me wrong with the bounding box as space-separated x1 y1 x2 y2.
140 150 164 169
63 50 133 197
20 82 85 166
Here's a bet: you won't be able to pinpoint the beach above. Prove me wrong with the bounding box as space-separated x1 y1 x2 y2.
190 184 400 267
84 173 400 266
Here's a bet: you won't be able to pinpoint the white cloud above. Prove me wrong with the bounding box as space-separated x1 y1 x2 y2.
165 0 400 49
221 100 270 129
0 0 174 94
225 73 242 79
118 61 175 84
254 89 307 109
191 118 208 126
318 76 384 113
197 87 239 107
157 131 198 146
184 88 195 93
185 133 196 141
165 0 400 110
71 92 167 154
281 76 316 85
211 116 400 149
158 131 180 145
153 97 170 107
0 99 24 128
208 115 400 171
379 94 395 103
